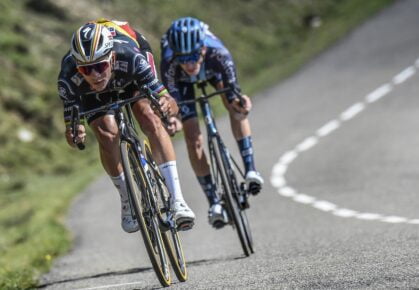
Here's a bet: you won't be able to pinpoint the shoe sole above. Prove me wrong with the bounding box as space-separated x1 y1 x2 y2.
122 217 140 233
123 226 140 233
248 182 262 195
176 217 195 231
212 220 226 229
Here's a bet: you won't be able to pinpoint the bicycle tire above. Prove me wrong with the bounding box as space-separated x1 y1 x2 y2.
209 137 251 256
224 159 254 254
239 209 254 254
143 141 188 282
163 228 188 282
120 141 171 287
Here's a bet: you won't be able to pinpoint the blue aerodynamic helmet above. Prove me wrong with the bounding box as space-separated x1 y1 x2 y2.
168 17 206 55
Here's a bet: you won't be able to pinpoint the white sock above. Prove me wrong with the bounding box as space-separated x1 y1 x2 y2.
110 172 129 202
158 161 185 204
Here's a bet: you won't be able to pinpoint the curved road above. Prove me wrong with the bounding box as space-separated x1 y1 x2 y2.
40 1 419 288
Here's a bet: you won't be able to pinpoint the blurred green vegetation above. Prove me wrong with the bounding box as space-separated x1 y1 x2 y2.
0 0 394 288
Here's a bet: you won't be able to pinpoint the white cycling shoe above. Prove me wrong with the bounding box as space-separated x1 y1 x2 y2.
121 199 140 233
172 200 195 231
208 203 229 229
245 170 264 195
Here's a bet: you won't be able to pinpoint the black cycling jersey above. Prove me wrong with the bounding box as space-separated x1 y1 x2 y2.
58 29 165 124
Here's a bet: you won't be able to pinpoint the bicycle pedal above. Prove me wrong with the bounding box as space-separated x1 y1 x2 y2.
238 193 250 209
248 183 261 195
241 199 250 209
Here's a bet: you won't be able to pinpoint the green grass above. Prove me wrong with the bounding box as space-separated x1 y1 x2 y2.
0 162 101 289
0 0 394 288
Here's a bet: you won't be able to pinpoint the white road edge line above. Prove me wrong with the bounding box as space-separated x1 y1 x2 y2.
271 61 419 225
78 280 143 290
392 66 415 85
316 120 340 137
340 102 365 121
296 136 319 152
365 84 393 103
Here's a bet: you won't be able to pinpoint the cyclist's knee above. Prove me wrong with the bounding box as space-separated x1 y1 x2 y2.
183 118 203 150
185 131 204 151
91 116 119 148
137 106 162 137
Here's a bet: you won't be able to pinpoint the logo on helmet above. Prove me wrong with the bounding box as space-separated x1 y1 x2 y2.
71 23 114 64
82 27 93 40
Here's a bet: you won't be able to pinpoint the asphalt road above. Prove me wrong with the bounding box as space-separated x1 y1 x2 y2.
40 1 419 288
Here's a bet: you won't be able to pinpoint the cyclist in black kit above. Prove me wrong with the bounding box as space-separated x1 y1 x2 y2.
58 19 195 233
160 17 264 228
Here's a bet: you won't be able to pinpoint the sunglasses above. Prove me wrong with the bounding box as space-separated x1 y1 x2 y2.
176 51 202 64
77 57 111 76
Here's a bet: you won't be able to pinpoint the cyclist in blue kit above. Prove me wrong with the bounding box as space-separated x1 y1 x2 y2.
58 19 195 233
160 17 264 228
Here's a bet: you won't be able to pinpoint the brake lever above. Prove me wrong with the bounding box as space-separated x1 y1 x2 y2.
231 86 245 108
71 105 85 150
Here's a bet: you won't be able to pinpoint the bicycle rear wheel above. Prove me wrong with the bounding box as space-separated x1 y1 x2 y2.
209 137 252 256
120 141 171 287
143 141 188 282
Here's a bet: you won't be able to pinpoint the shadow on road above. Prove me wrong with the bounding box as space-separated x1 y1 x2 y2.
37 266 152 288
37 254 246 288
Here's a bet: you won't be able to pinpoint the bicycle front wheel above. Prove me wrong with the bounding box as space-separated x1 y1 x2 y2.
120 141 171 287
143 141 188 282
210 137 252 257
239 208 254 254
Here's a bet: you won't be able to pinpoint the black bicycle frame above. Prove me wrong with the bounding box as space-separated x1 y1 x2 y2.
197 84 219 138
196 83 245 180
71 87 172 227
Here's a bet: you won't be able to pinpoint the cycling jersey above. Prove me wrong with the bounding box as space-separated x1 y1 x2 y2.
160 30 241 121
58 20 164 124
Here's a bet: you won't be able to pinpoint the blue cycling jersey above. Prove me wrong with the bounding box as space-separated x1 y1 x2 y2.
160 30 240 105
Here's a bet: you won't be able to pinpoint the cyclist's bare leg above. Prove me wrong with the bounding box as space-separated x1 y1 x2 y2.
132 98 176 164
183 117 220 204
219 84 264 192
182 117 211 176
220 93 252 139
90 114 122 176
213 81 251 139
90 115 139 232
132 98 195 227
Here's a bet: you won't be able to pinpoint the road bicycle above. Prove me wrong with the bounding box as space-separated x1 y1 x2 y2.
70 86 188 286
178 81 254 257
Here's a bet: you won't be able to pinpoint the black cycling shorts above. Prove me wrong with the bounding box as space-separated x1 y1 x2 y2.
177 78 221 122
